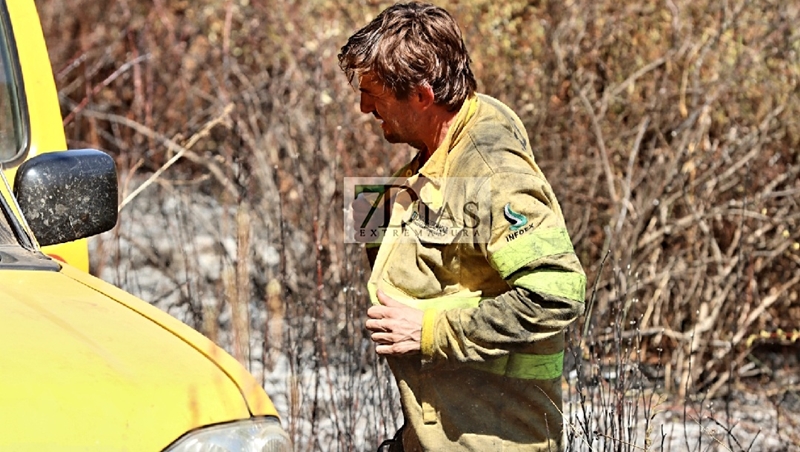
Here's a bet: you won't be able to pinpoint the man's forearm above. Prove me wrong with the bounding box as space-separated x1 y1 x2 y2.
422 286 584 365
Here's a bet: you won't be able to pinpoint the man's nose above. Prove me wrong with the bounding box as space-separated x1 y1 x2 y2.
360 95 374 114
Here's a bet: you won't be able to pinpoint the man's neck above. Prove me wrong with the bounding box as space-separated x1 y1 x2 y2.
418 106 460 166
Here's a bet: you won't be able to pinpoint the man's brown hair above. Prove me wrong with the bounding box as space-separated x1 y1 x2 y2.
338 2 477 112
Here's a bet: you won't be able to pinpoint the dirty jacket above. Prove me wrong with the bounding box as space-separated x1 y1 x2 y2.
367 94 586 451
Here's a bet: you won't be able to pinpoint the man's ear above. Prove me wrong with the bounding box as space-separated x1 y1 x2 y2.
412 83 435 110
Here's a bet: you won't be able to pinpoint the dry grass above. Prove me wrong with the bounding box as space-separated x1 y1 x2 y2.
36 0 800 450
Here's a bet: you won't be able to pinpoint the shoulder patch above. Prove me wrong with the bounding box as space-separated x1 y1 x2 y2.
504 203 528 231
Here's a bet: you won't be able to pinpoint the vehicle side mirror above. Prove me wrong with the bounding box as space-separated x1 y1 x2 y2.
14 149 118 247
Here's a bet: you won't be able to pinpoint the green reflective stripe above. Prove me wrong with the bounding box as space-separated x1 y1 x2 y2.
513 270 586 302
470 351 564 380
491 227 576 278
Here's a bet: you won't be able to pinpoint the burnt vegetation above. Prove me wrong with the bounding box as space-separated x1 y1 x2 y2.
37 0 800 450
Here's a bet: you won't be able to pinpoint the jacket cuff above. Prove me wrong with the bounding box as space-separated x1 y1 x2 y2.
420 309 438 360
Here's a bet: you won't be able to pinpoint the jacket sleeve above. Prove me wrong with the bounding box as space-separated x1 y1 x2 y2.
420 169 586 365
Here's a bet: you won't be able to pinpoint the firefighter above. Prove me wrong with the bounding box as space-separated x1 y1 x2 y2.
339 3 586 451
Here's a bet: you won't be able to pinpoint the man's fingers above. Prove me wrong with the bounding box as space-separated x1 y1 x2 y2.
370 332 394 344
366 291 423 355
367 294 408 318
376 289 403 307
367 305 389 320
375 342 416 355
365 317 388 332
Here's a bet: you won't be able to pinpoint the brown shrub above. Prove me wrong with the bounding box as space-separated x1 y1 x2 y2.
36 0 800 448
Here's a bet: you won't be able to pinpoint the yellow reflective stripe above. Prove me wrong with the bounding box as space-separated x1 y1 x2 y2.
491 227 576 278
470 351 564 380
513 270 586 302
421 309 438 358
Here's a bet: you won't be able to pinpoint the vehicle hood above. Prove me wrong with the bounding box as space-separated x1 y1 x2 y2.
0 265 274 451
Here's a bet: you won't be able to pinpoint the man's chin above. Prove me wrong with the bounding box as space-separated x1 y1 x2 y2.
384 134 425 150
383 132 402 144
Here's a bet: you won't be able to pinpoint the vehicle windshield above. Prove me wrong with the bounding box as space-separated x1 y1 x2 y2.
0 190 17 244
0 3 26 164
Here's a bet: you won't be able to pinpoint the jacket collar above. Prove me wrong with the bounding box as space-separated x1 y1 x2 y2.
418 95 479 182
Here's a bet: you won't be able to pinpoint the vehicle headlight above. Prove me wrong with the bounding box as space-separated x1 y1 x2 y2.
164 417 293 452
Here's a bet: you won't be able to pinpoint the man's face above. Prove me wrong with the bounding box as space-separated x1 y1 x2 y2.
358 73 423 149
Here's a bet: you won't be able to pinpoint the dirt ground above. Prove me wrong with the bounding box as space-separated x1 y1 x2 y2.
89 183 800 452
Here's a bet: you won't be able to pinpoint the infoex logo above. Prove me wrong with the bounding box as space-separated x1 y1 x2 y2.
343 176 491 244
503 203 528 231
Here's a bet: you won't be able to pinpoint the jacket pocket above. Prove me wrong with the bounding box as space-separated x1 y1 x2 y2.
402 210 465 246
383 220 463 300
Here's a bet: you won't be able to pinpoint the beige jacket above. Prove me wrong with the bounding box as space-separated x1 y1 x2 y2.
368 94 585 451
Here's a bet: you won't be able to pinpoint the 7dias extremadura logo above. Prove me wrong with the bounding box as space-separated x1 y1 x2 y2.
344 176 504 245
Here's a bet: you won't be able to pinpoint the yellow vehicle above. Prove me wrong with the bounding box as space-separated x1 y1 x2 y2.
0 1 292 450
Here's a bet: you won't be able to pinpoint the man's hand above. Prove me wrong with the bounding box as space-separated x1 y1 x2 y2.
366 290 424 355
